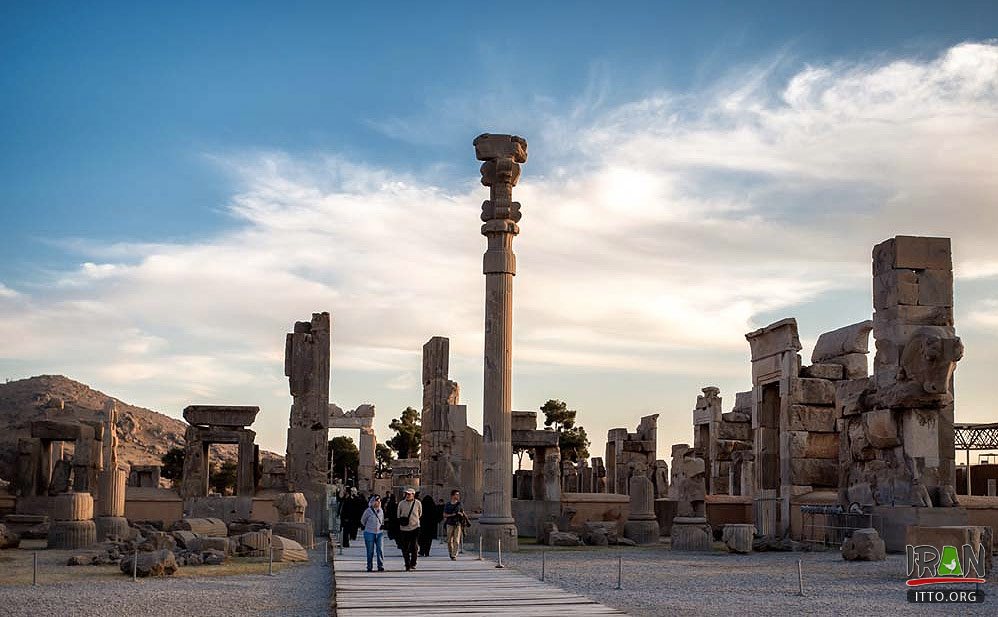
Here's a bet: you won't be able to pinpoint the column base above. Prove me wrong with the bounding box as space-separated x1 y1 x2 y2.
479 522 518 552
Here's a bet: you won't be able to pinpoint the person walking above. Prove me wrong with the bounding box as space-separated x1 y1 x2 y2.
417 494 440 557
442 489 466 560
396 487 422 571
338 487 358 547
359 495 386 572
384 492 398 542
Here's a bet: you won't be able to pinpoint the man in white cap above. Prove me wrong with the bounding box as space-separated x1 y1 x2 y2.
396 487 422 571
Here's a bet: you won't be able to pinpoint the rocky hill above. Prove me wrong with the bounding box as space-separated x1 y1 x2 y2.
0 375 282 485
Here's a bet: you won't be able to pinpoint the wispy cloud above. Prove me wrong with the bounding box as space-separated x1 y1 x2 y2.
2 41 997 453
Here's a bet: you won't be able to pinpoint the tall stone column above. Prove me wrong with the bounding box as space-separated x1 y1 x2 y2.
475 133 527 551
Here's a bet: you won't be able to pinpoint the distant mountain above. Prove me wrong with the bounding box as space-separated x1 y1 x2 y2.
0 375 282 485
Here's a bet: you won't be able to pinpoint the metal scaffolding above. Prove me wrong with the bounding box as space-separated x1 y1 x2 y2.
954 422 998 495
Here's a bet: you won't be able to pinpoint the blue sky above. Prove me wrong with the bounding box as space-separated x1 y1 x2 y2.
2 2 998 459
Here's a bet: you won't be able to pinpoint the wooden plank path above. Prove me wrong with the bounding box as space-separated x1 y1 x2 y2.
332 541 625 616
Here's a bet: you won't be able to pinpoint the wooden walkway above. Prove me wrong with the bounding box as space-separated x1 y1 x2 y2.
332 540 625 616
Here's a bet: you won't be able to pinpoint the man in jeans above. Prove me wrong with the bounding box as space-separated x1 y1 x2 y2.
441 489 465 560
396 487 422 571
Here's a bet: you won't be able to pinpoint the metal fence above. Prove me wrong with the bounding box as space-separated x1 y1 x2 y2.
799 504 884 547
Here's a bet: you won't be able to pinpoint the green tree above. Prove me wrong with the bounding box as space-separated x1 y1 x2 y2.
376 443 394 475
559 426 590 462
160 446 185 481
541 399 576 431
540 400 590 462
387 406 421 459
328 436 360 483
209 461 238 495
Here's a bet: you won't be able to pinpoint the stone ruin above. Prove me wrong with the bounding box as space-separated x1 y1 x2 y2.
693 386 751 496
511 411 560 502
419 336 483 510
178 405 259 502
605 414 667 497
623 462 659 544
285 312 333 534
668 444 710 551
328 403 377 494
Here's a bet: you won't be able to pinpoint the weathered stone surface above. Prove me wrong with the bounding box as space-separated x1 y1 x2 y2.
788 432 839 460
915 269 954 307
271 535 308 562
538 520 558 545
842 528 886 561
548 531 583 546
172 517 227 537
789 405 837 432
717 422 751 441
715 439 753 459
801 363 845 380
95 516 130 542
862 409 900 449
890 236 952 271
875 269 919 309
823 353 869 379
790 458 838 487
189 536 231 554
812 321 873 363
138 531 176 552
202 549 227 565
582 521 619 546
0 523 19 549
836 378 872 417
721 411 750 423
171 530 198 549
183 405 259 428
273 521 314 549
670 517 712 552
53 492 94 521
235 530 272 555
48 520 96 549
745 318 802 361
789 378 836 406
722 524 755 554
120 549 178 577
274 492 308 523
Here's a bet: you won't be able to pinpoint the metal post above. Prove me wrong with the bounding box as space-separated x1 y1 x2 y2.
541 550 545 582
32 552 37 586
478 536 483 561
268 540 275 576
495 537 505 569
615 555 622 590
967 448 972 497
323 541 328 566
132 548 138 582
797 559 804 596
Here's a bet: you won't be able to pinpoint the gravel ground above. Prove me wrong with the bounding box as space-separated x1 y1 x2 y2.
0 547 331 617
504 545 995 616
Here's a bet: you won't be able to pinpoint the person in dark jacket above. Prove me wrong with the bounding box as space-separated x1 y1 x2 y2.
384 493 399 541
417 494 441 557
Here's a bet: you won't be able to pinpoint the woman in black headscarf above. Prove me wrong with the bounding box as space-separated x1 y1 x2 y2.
417 493 440 557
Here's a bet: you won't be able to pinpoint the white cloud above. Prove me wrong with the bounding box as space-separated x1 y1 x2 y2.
2 41 997 455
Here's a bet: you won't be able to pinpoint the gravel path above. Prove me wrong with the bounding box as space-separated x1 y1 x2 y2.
0 548 331 617
504 546 995 616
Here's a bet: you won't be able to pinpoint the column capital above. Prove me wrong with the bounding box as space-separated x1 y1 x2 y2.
475 134 527 226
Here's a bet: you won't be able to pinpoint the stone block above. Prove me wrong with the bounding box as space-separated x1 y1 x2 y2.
717 422 751 441
823 353 869 379
915 269 953 307
733 391 753 413
836 378 871 417
846 418 877 461
548 531 583 546
722 524 755 553
790 378 836 406
874 269 919 309
892 236 952 271
172 517 228 537
670 517 712 551
863 409 900 449
190 536 232 554
811 321 873 363
790 458 838 487
745 318 802 361
0 523 20 549
172 530 198 549
95 516 130 542
789 405 837 432
272 535 309 562
722 411 750 423
801 363 845 380
623 520 660 545
48 520 96 550
119 549 178 577
273 521 315 549
789 432 839 460
53 492 94 522
841 528 886 561
873 305 954 336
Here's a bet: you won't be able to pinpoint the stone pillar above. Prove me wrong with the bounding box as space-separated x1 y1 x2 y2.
475 133 527 551
358 426 376 494
237 429 256 497
623 471 660 544
285 312 332 534
420 337 463 504
179 427 208 499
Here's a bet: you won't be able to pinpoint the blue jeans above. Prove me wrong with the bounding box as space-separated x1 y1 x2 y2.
364 531 384 570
